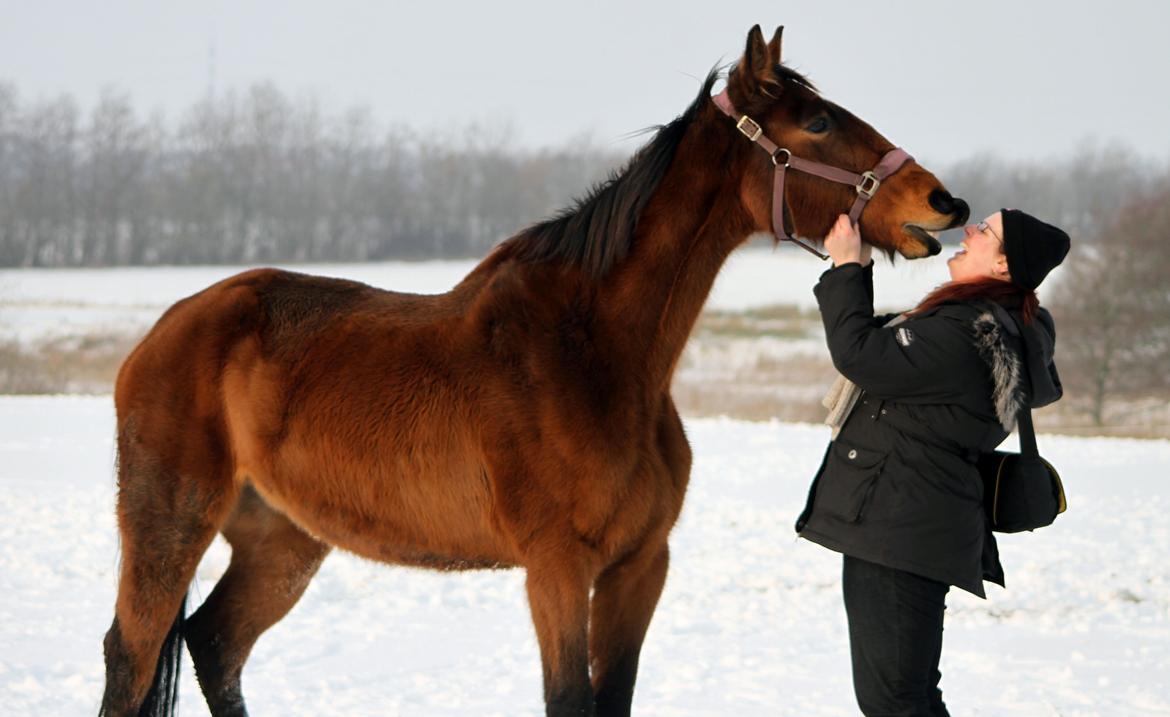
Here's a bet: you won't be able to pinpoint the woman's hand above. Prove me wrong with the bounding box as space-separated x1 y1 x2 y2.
824 214 872 267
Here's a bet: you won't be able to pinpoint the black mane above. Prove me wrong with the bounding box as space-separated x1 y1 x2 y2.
506 70 720 278
774 64 817 93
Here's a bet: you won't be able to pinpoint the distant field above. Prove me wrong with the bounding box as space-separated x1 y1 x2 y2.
0 245 970 340
4 249 1152 437
0 246 943 391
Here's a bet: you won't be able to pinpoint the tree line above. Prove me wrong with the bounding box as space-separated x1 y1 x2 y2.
2 80 1168 427
0 82 620 267
2 80 1168 268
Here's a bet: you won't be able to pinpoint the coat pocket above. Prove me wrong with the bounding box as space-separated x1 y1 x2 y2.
815 441 887 523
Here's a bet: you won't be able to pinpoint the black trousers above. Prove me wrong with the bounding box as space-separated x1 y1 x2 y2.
842 555 951 717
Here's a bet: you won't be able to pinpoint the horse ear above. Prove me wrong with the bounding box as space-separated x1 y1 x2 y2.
734 24 781 100
767 26 784 64
744 25 771 83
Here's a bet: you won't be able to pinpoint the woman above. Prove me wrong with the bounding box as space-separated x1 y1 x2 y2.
795 210 1070 715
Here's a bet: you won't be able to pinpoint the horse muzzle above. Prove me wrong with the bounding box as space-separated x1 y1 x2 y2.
929 190 970 228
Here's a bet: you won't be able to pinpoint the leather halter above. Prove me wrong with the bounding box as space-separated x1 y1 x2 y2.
713 88 913 260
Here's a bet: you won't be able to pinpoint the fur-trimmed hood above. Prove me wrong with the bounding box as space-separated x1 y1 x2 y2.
972 304 1062 431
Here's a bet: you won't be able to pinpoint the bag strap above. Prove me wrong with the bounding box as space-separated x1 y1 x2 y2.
994 304 1040 458
1017 406 1039 458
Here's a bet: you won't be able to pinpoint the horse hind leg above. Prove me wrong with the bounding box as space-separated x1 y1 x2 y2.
185 486 330 717
100 423 237 717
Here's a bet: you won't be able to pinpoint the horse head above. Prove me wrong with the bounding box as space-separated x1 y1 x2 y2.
724 25 969 258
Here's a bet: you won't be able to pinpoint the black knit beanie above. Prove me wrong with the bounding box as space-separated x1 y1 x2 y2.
1000 209 1071 291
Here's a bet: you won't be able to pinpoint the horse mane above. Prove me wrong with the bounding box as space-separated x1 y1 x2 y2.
504 70 720 278
773 64 817 93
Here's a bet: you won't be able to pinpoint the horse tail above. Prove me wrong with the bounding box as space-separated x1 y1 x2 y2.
138 593 186 717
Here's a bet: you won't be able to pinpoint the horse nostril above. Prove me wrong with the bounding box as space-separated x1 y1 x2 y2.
951 197 970 225
931 190 971 225
929 189 955 215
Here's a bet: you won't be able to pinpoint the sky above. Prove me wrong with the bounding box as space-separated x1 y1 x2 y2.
1 0 1168 165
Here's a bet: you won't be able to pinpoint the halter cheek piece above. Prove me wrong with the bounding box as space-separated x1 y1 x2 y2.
713 89 913 260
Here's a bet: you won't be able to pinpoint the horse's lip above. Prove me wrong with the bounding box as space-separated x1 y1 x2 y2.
903 222 945 239
903 223 943 256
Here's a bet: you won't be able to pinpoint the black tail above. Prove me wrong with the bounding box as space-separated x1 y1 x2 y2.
138 594 186 717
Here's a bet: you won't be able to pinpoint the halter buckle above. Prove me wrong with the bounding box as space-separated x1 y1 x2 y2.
735 115 763 142
771 148 791 167
856 171 880 199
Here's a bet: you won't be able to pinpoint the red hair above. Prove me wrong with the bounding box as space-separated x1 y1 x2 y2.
907 277 1039 325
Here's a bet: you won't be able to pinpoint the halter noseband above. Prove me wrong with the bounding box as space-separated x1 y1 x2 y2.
713 89 913 260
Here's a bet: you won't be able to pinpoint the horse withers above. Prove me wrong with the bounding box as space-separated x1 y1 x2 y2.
100 24 969 717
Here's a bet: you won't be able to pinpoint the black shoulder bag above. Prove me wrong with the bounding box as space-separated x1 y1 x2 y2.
977 310 1067 533
978 409 1066 532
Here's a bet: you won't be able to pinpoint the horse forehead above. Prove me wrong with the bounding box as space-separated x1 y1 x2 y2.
821 97 892 145
820 97 864 125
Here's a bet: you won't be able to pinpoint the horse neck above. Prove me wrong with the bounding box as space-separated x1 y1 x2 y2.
598 118 757 393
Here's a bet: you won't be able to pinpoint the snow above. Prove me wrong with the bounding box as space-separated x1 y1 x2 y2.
1 396 1167 715
0 246 968 344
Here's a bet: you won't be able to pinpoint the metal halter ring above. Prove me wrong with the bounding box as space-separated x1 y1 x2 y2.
856 171 880 199
771 148 791 167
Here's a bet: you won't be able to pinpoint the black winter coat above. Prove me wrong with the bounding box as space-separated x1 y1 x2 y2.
796 262 1062 597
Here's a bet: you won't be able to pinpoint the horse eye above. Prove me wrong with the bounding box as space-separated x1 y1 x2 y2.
805 117 830 134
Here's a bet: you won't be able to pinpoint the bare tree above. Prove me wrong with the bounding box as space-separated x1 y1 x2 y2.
0 83 19 265
11 95 80 266
1051 180 1170 425
83 88 146 266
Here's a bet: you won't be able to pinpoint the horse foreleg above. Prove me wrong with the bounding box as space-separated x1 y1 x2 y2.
588 541 670 717
185 487 330 717
526 549 596 717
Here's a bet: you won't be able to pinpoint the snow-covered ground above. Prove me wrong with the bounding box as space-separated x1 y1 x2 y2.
0 245 1006 344
1 396 1166 716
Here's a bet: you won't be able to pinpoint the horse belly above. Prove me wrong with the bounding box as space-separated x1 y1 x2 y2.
221 328 518 569
243 430 516 570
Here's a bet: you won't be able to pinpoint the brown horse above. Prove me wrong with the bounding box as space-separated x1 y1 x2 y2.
100 25 969 717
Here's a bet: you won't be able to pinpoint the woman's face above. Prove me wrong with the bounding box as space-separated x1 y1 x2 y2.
947 212 1011 283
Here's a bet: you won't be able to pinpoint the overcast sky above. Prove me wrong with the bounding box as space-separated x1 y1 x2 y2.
2 0 1168 164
